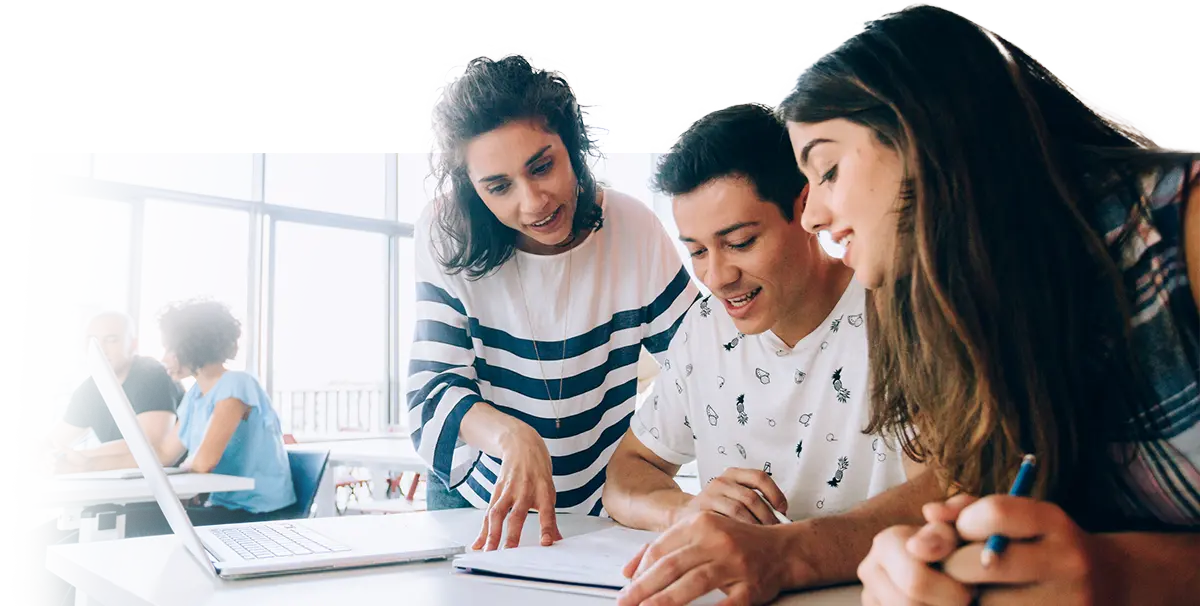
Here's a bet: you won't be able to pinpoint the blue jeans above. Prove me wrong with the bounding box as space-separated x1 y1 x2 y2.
425 471 474 510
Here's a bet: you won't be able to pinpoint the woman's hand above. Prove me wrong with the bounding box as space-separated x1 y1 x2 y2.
473 422 562 551
858 494 977 606
940 496 1102 606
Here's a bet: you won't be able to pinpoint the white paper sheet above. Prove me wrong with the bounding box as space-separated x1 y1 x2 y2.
452 526 658 588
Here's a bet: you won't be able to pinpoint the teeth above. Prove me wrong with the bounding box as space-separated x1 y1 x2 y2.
532 208 558 227
727 288 761 308
836 233 854 247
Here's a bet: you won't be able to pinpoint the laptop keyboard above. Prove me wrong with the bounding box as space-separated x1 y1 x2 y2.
212 523 351 560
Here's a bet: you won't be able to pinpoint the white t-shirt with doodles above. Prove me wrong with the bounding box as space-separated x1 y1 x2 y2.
632 281 908 520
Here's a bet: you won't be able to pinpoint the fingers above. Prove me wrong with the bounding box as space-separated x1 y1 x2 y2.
922 494 979 525
485 497 512 551
941 540 1085 586
503 506 529 549
905 521 960 563
721 468 788 514
860 526 974 606
537 489 559 544
617 545 712 606
623 543 648 579
953 496 1070 543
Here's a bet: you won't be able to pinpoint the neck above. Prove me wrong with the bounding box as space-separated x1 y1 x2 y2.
113 358 134 383
193 364 227 394
518 228 589 256
771 260 855 348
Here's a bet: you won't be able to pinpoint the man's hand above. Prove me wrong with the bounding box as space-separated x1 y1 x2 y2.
674 467 788 526
619 511 806 606
14 432 45 475
39 436 90 475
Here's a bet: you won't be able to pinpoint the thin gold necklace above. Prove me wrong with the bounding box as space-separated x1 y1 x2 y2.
515 245 573 430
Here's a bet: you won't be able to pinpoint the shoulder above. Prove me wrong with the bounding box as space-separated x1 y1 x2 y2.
600 188 666 234
671 293 735 351
129 356 171 381
214 371 266 399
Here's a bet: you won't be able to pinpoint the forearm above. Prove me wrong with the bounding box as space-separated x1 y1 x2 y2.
603 454 691 531
77 439 135 458
1092 531 1200 605
459 401 537 458
783 470 942 588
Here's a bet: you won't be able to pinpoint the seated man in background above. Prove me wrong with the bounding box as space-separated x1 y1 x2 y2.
603 105 940 606
11 312 182 604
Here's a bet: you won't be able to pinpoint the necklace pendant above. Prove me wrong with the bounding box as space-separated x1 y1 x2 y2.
556 419 561 430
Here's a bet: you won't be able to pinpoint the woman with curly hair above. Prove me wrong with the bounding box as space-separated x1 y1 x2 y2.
408 55 698 550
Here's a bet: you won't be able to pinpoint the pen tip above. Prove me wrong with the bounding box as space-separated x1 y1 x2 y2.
1022 454 1036 465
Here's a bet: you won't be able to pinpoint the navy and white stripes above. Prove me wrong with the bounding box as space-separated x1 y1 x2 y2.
407 190 699 515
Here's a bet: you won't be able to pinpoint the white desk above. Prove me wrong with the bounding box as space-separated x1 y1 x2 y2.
46 510 860 605
287 437 424 516
38 473 256 606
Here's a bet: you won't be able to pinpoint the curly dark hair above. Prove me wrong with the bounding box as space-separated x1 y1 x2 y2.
430 55 604 279
159 299 241 372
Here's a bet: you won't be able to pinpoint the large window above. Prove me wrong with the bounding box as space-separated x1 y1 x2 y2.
138 200 251 369
265 154 387 219
93 154 256 200
27 196 132 425
37 154 414 438
271 223 388 434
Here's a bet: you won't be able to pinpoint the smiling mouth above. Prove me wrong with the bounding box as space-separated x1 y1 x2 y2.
529 206 562 228
727 287 762 308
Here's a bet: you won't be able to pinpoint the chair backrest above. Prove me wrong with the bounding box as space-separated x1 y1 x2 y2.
286 449 329 518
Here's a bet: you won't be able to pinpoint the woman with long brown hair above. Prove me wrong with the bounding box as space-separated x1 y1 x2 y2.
781 5 1198 604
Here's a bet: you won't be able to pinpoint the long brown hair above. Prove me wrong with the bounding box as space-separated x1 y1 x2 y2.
779 5 1192 528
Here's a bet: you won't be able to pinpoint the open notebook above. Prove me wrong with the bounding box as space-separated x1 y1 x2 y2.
452 526 727 604
453 526 657 589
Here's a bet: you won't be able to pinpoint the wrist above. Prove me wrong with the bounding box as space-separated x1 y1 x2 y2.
775 519 826 589
495 418 537 458
665 493 696 529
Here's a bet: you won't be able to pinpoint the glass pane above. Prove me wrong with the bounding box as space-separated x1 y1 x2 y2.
93 154 255 200
395 235 416 427
264 154 386 219
397 152 435 225
26 196 131 425
273 223 388 435
24 152 88 176
138 200 251 371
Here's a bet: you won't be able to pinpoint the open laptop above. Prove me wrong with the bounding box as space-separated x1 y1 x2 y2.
88 339 464 579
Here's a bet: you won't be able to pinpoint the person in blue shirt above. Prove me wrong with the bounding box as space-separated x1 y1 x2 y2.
126 299 295 536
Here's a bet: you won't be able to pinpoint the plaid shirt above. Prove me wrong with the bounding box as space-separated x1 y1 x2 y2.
1092 159 1200 528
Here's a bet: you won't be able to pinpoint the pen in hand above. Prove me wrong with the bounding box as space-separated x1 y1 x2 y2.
980 453 1038 568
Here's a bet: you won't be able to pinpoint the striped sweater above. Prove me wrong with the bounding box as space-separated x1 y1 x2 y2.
407 189 699 515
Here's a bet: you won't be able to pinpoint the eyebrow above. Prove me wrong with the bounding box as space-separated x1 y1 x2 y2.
799 138 835 167
477 145 554 183
679 221 759 243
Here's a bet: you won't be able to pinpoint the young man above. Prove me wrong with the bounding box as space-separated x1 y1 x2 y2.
602 105 943 606
11 312 181 604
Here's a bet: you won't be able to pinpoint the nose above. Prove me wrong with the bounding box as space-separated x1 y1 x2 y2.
517 180 554 218
800 184 830 234
704 248 741 293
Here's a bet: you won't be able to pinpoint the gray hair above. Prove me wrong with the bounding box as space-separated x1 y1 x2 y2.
85 309 137 343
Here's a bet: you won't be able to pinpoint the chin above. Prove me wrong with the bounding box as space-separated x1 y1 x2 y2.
729 315 771 336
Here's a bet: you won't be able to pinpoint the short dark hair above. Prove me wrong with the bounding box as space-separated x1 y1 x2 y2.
159 299 241 372
653 103 807 220
430 55 604 279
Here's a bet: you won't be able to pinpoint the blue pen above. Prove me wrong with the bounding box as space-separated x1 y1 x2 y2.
980 454 1037 568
